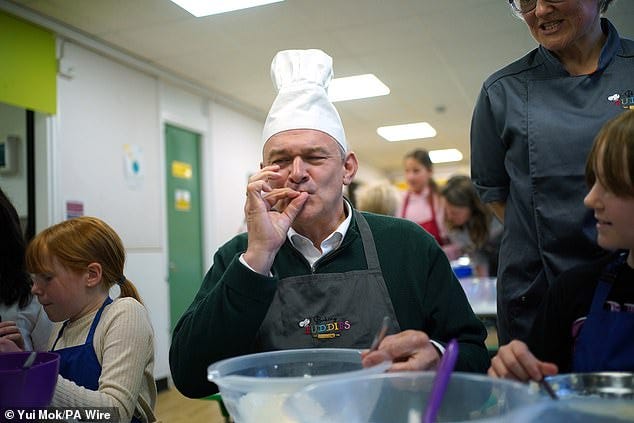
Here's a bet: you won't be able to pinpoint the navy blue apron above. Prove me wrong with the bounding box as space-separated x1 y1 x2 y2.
52 297 142 423
573 252 634 372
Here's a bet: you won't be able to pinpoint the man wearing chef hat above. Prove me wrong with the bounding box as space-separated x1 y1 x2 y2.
169 49 489 398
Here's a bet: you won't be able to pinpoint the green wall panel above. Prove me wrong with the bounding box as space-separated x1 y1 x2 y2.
0 11 56 114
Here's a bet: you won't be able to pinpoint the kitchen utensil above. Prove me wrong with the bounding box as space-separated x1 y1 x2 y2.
369 315 390 352
423 339 459 423
22 351 37 369
539 377 558 400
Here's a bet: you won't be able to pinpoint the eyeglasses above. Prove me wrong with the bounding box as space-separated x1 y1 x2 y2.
508 0 565 14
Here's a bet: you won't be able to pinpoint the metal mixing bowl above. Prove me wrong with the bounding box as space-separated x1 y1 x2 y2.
544 372 634 399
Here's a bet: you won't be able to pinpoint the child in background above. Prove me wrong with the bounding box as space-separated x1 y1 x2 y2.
356 181 399 216
398 149 446 244
0 187 52 352
489 110 634 381
441 175 502 277
27 216 157 422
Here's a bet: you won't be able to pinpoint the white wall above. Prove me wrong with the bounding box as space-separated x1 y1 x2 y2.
54 42 170 378
55 44 162 243
208 103 262 263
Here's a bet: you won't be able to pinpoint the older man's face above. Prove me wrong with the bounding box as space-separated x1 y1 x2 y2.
262 129 355 226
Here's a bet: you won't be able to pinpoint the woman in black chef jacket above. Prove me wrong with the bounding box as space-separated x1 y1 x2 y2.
471 0 633 346
488 110 634 381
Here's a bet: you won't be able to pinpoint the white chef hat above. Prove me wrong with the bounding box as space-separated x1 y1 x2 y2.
262 49 347 151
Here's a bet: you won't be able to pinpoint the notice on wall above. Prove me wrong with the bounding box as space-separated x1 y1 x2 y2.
66 200 84 219
123 143 145 190
171 161 192 179
174 189 191 212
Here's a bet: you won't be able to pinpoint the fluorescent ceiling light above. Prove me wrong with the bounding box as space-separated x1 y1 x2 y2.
328 74 390 102
429 148 463 164
376 122 436 141
169 0 284 17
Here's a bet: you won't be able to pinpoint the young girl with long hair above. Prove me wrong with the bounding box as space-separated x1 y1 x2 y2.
399 149 446 244
26 216 157 422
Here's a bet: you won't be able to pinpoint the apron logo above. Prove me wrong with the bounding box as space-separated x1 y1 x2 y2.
608 90 634 109
301 316 351 339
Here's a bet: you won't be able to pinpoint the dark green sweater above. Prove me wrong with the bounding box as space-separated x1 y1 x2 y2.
170 211 490 398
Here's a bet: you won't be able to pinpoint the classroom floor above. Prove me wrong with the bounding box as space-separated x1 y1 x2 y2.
155 388 228 423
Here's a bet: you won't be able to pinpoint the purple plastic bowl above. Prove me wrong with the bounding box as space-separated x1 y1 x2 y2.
0 351 60 408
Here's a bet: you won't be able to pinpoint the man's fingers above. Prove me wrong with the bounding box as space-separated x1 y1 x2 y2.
246 179 269 198
249 165 281 182
366 330 441 371
380 330 428 361
361 349 392 368
262 188 301 207
281 192 309 221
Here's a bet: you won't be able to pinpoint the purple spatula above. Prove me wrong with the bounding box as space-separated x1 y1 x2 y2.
423 339 459 423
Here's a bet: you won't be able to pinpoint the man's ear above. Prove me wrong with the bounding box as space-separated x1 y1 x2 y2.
86 263 103 287
342 151 358 186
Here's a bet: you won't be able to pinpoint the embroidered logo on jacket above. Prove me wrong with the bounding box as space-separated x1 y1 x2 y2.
608 90 634 109
299 316 351 339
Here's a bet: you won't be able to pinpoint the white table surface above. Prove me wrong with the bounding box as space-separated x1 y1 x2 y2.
458 277 497 316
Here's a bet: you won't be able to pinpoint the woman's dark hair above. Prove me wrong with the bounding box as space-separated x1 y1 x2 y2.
404 149 438 193
441 175 491 248
0 188 32 308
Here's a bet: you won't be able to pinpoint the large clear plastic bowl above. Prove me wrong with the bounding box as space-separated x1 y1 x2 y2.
285 371 542 423
207 348 390 423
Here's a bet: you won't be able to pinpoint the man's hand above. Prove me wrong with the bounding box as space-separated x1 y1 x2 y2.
488 340 558 382
361 330 441 371
0 321 25 350
243 164 308 274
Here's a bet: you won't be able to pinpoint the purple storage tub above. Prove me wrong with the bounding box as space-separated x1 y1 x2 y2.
0 351 60 407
